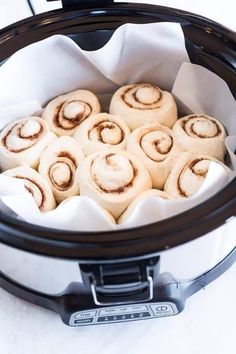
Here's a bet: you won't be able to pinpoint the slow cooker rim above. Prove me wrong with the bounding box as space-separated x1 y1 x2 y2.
0 175 235 260
0 2 235 260
0 2 235 39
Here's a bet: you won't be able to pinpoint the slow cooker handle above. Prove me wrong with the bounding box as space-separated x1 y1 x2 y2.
0 269 60 313
182 247 236 299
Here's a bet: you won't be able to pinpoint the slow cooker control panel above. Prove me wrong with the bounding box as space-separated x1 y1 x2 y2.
69 302 178 326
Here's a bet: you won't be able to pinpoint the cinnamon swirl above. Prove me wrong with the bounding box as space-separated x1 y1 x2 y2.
2 166 56 212
109 83 177 130
164 152 228 198
43 89 101 136
127 124 181 189
77 150 152 219
172 114 226 161
73 113 131 155
38 136 84 203
0 117 56 171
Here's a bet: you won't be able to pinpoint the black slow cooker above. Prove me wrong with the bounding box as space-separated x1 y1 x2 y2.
0 0 235 326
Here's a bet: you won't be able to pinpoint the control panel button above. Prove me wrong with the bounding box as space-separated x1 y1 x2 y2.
74 318 94 324
75 311 97 319
150 304 175 316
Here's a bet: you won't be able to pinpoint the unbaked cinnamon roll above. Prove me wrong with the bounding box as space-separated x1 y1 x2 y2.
109 83 177 130
77 150 152 219
127 124 181 189
172 114 226 161
38 136 84 203
164 152 228 198
43 89 101 136
73 112 131 155
2 166 56 212
0 117 56 171
118 189 172 224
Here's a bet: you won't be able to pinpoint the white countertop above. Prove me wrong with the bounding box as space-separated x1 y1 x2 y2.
0 1 235 354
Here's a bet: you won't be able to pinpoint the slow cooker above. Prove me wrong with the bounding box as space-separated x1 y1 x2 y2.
0 0 235 327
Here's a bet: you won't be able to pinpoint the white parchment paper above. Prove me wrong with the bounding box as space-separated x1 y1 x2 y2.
0 22 235 231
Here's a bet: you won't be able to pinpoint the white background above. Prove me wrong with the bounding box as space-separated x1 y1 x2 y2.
0 1 235 354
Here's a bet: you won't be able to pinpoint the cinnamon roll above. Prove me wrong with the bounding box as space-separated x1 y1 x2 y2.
109 83 177 130
127 124 181 189
77 150 152 219
2 166 56 212
0 117 56 171
164 152 228 198
118 189 172 224
43 89 101 136
38 136 84 203
172 114 226 161
73 113 131 155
